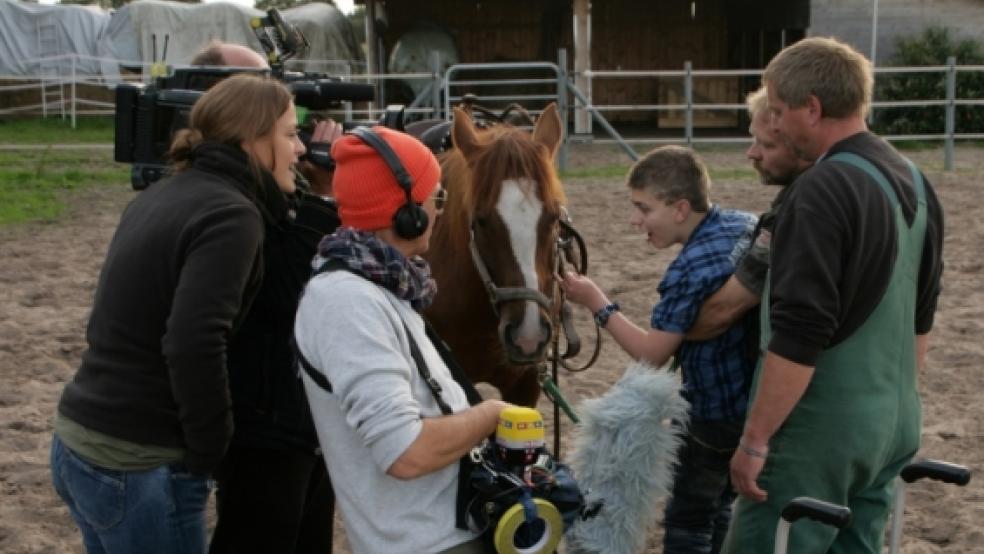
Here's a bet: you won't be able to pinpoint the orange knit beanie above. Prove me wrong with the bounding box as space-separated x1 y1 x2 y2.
331 126 441 231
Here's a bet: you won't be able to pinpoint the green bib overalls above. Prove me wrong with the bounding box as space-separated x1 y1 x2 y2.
722 153 928 553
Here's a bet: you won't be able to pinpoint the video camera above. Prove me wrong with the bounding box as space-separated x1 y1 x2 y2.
113 8 375 190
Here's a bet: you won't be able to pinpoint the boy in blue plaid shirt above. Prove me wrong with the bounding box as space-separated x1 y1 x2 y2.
559 145 757 553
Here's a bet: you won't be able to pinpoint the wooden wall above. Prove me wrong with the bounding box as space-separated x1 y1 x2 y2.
381 0 571 63
373 0 801 126
589 0 732 125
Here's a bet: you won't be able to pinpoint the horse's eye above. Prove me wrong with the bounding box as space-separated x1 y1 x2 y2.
474 216 487 227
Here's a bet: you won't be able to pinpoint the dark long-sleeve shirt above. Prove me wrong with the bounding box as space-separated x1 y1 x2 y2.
226 191 340 451
767 132 944 366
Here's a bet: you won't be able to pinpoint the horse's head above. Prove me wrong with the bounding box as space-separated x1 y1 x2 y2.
448 103 566 364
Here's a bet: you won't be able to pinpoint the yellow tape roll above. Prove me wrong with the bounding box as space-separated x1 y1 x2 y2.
496 406 545 448
493 498 563 554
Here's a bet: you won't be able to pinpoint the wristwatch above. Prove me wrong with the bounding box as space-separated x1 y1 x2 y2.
593 302 620 328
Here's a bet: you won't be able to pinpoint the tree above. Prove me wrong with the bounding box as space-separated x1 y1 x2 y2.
874 27 984 136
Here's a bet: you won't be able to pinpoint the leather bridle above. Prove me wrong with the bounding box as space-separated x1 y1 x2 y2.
466 208 599 371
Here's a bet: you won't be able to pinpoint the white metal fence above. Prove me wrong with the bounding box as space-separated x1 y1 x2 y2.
3 52 983 170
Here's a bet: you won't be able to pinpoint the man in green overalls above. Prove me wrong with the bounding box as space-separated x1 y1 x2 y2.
722 37 946 553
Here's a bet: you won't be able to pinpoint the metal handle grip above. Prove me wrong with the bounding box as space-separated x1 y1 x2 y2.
775 498 852 554
899 459 971 486
781 497 852 529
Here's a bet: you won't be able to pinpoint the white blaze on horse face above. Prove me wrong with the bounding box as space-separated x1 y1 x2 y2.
497 179 547 354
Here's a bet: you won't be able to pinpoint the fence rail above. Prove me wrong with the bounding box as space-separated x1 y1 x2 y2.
3 52 982 170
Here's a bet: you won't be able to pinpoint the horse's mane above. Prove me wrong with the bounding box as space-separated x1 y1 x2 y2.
435 124 566 259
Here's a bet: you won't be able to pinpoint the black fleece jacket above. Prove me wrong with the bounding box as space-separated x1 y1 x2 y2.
225 191 340 451
768 132 944 366
58 143 288 475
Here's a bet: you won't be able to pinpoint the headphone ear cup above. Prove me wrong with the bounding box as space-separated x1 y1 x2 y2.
393 202 429 240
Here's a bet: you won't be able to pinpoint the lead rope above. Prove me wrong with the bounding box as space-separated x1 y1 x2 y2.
541 213 597 455
555 217 601 372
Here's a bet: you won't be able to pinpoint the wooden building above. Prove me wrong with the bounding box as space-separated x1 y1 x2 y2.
358 0 810 129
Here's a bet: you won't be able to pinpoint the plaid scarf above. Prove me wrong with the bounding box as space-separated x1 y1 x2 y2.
313 227 438 312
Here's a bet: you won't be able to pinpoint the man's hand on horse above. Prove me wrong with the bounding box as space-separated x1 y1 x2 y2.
556 270 609 313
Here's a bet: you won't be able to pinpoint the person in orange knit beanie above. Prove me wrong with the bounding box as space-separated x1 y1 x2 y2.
294 126 512 552
331 126 442 231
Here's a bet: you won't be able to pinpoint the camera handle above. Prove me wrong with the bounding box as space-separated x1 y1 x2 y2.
251 8 309 72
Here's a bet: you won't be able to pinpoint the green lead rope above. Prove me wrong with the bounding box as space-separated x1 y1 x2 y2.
538 366 579 424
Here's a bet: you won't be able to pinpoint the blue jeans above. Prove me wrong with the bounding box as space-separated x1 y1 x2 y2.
50 434 213 554
663 419 742 554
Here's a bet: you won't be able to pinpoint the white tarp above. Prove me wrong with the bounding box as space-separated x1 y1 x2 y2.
281 2 364 75
97 0 363 79
97 0 265 73
0 0 110 76
388 23 458 98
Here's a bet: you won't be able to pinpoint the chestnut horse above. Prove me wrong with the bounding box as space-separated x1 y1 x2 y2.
424 103 566 407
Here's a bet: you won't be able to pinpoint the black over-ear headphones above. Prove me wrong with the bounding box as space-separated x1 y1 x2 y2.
349 127 429 240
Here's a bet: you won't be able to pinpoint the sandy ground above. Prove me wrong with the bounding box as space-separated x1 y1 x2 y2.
0 143 981 553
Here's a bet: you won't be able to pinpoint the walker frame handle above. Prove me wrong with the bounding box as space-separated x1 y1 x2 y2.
775 497 851 554
781 497 852 528
899 459 971 486
889 459 972 554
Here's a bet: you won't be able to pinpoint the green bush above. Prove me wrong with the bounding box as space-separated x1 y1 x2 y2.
874 27 984 136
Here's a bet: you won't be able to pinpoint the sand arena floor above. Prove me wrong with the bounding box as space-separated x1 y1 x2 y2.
0 143 980 553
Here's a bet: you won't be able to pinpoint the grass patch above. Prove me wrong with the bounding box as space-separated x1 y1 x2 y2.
709 167 758 181
889 140 943 151
561 164 631 179
562 163 758 182
0 148 129 225
0 117 115 144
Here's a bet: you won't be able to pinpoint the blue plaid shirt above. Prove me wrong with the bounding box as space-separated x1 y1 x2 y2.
650 205 757 422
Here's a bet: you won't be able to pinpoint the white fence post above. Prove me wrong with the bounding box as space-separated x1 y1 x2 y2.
945 55 956 171
557 48 569 172
430 51 442 119
71 55 77 129
684 60 693 147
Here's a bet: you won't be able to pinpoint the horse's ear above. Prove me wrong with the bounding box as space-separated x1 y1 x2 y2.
452 106 481 160
532 103 562 159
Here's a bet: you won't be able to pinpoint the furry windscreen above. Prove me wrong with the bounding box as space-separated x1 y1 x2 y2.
565 361 690 554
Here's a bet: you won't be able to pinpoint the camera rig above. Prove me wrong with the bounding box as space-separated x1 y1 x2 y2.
114 8 375 190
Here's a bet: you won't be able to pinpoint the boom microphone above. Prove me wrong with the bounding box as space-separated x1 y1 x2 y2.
566 361 690 554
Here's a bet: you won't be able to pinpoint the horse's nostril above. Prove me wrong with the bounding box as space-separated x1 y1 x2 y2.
500 317 551 363
514 337 539 356
514 332 547 357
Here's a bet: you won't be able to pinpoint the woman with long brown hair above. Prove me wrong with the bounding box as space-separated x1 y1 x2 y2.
50 73 304 554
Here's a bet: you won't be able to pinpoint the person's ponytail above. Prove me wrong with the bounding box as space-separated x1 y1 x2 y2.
168 128 205 171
